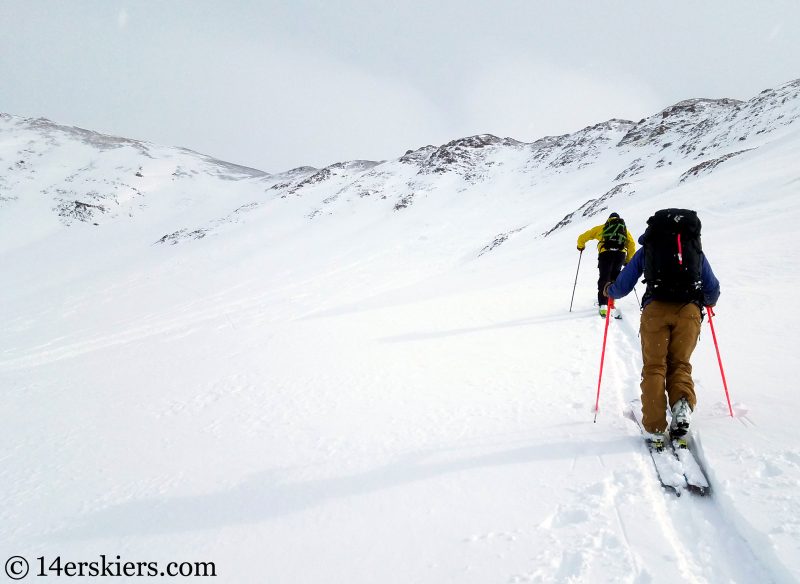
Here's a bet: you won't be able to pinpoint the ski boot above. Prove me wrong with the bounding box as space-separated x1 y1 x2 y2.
670 398 692 438
646 431 666 452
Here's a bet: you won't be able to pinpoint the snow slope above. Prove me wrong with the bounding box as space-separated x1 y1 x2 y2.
1 80 800 583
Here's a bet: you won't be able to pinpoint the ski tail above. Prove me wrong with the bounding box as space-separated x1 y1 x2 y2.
627 400 712 496
625 404 687 496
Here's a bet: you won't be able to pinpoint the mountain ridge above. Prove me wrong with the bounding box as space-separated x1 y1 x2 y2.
1 78 798 246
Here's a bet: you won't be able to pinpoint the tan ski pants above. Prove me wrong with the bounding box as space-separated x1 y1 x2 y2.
639 301 702 433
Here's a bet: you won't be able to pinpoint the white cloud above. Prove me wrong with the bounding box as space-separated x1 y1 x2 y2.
113 38 451 171
767 23 783 41
117 9 129 29
248 56 450 167
459 59 662 141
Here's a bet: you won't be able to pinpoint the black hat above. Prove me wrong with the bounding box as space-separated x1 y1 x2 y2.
608 212 620 219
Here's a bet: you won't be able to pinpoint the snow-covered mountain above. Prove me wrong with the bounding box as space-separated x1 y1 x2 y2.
3 79 799 245
2 79 800 583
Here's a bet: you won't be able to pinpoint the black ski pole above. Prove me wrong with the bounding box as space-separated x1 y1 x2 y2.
569 250 583 312
633 286 641 309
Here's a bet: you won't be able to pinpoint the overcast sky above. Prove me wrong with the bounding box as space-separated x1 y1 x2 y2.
2 1 799 172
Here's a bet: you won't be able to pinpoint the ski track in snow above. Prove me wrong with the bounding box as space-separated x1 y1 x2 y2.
606 307 791 584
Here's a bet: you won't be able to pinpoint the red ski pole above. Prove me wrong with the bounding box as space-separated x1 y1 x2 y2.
706 306 734 417
594 298 614 422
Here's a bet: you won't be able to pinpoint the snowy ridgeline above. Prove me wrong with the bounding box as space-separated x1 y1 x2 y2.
1 80 800 583
0 78 798 246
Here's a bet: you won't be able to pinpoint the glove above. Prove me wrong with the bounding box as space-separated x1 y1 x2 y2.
577 246 584 251
603 282 613 298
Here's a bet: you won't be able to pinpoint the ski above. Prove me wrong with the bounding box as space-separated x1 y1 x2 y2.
647 441 689 496
626 403 688 496
627 400 711 496
670 437 711 496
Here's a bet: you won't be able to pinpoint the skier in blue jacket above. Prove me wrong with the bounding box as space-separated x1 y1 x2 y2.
605 233 720 448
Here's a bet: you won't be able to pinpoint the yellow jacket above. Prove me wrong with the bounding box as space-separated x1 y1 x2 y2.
577 223 636 262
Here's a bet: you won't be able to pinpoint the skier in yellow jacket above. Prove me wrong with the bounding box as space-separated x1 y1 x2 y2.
577 213 636 317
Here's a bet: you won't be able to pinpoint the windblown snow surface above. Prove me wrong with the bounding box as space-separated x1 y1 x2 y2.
1 80 800 583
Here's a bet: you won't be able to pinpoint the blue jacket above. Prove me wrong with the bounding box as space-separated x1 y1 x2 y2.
607 241 721 307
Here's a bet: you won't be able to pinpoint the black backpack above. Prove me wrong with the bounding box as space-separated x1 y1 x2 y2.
642 208 704 304
601 216 627 251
